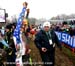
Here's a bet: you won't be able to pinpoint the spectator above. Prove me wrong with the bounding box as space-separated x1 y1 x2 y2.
0 30 9 48
61 21 69 32
34 21 62 66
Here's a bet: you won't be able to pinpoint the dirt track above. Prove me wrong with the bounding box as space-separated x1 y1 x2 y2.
29 40 74 66
55 47 74 66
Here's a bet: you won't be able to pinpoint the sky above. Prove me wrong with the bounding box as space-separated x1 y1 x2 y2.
0 0 75 19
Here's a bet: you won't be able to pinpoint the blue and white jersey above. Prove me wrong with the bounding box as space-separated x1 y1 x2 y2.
13 7 26 44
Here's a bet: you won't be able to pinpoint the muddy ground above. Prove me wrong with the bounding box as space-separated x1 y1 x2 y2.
29 40 74 66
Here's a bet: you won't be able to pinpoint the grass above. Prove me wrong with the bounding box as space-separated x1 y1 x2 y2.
62 46 75 65
29 38 75 66
29 39 43 66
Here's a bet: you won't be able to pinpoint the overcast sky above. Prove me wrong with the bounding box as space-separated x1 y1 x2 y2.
0 0 75 19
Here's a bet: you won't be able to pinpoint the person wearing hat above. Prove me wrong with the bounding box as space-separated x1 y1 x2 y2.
34 21 62 66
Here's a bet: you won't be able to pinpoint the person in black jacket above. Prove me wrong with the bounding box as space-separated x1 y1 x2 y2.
34 21 62 66
5 27 16 66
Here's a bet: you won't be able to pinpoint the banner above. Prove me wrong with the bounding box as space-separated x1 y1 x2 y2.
0 9 5 22
55 31 75 48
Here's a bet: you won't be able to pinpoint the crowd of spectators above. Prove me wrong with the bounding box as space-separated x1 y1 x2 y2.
52 21 75 36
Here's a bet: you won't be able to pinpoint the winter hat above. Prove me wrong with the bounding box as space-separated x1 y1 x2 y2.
43 21 51 28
